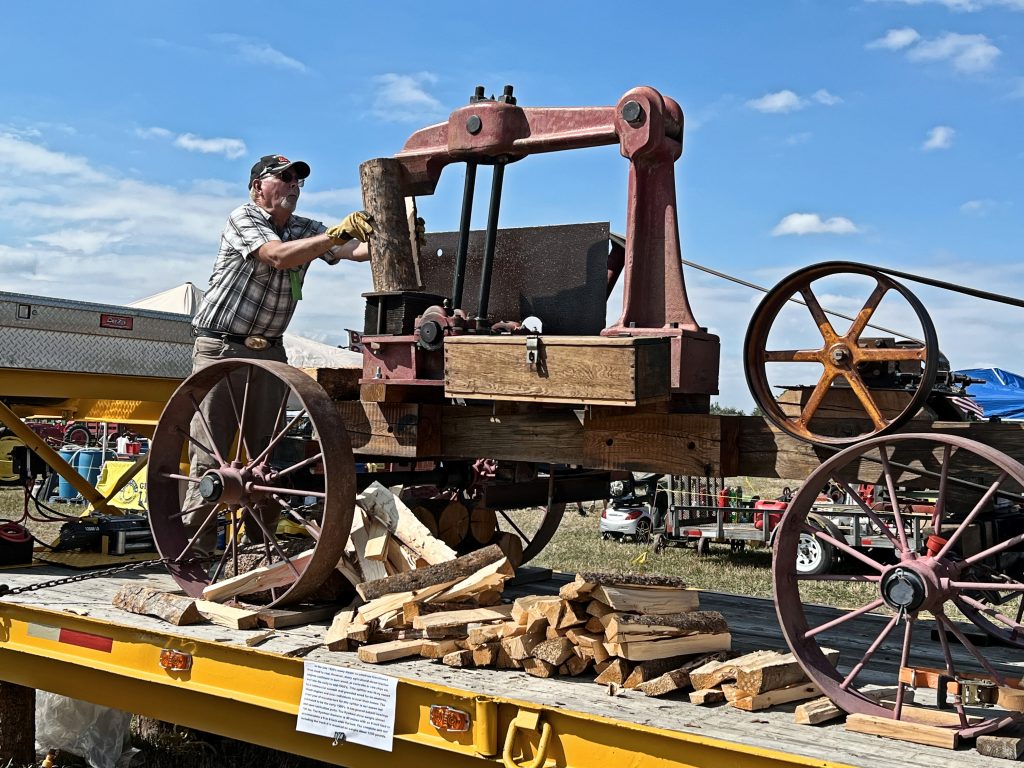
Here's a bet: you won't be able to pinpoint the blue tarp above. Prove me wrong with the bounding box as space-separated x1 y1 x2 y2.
957 368 1024 420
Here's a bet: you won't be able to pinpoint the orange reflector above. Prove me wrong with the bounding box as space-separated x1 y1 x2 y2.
429 704 470 733
159 648 192 671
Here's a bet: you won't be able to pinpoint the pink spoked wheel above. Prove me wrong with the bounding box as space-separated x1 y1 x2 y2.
773 433 1024 738
148 359 354 606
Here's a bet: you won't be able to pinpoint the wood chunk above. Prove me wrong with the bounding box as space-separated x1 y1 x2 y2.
201 550 314 602
496 646 523 670
610 632 731 661
193 600 259 630
515 595 560 624
358 545 504 601
467 622 513 648
545 625 569 641
633 654 723 698
412 604 513 632
623 655 705 690
437 499 470 547
591 585 700 615
594 659 612 676
403 599 476 626
564 653 592 677
734 649 839 696
442 650 475 668
577 572 689 590
492 531 524 570
472 643 500 667
531 638 575 667
732 683 821 712
477 589 503 606
558 574 596 602
244 629 277 647
430 557 514 603
256 604 336 629
594 658 633 687
690 689 727 706
357 582 455 624
522 658 557 678
357 638 424 663
689 650 777 691
794 697 842 725
585 616 605 634
363 527 390 562
420 639 462 660
977 724 1024 760
585 599 614 619
845 713 959 749
358 482 457 565
603 610 728 642
501 631 545 661
349 509 389 582
721 683 739 703
386 536 416 573
112 585 200 626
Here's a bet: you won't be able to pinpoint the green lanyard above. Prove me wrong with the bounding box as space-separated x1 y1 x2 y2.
288 268 303 301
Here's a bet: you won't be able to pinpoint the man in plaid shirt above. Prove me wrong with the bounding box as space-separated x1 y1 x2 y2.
183 154 374 553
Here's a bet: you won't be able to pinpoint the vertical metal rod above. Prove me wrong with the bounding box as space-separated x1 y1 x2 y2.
476 160 506 324
452 161 477 310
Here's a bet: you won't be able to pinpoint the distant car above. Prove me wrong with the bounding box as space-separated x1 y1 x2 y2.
600 500 655 541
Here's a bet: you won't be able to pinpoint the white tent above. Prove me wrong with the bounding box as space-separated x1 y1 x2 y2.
129 283 363 369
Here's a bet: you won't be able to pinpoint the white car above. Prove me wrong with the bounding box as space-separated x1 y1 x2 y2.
600 501 655 541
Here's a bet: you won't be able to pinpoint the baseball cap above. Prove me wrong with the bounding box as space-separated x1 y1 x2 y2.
249 154 311 187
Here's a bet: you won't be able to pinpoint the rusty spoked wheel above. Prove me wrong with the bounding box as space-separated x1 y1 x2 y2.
774 433 1024 737
494 500 567 566
745 262 938 446
148 359 354 606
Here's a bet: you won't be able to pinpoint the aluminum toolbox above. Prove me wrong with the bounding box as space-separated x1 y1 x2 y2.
0 290 192 379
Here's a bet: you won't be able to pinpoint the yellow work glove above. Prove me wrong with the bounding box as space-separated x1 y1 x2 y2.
327 210 374 244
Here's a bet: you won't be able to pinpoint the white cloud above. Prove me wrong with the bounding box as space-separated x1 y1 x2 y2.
922 125 955 150
960 198 997 214
371 72 446 123
746 90 807 113
173 133 247 159
210 34 308 74
867 28 921 50
137 126 247 160
907 32 1001 73
771 213 861 236
812 89 843 106
0 133 105 181
30 229 128 255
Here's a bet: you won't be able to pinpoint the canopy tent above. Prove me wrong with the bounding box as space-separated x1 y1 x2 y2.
129 283 362 369
956 368 1024 421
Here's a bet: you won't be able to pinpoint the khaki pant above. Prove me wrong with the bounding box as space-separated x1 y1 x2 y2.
181 336 288 556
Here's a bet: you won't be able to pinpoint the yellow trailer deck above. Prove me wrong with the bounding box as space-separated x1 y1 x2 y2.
0 566 1019 768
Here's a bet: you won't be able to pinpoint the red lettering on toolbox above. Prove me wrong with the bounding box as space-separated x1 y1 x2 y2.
58 628 114 653
100 313 133 331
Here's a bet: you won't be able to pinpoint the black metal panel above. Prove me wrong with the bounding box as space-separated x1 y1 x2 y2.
420 222 610 336
362 291 447 336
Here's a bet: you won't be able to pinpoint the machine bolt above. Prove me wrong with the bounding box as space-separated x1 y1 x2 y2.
466 115 483 135
830 345 852 365
622 100 645 126
498 84 517 105
471 85 486 103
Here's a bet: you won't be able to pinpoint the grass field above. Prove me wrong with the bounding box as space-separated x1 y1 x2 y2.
0 484 878 767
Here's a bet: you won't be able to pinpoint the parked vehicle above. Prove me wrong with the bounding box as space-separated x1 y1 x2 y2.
600 472 666 542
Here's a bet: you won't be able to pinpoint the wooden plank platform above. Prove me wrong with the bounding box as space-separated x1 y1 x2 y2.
0 566 1019 767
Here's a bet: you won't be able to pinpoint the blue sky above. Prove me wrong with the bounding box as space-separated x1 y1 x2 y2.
2 0 1022 410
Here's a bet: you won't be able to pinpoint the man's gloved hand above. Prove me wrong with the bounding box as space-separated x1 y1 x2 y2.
414 217 426 249
327 210 374 244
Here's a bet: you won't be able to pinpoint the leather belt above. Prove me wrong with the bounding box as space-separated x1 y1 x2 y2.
193 328 282 350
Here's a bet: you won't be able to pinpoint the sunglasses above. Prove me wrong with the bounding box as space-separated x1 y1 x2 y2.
263 169 304 186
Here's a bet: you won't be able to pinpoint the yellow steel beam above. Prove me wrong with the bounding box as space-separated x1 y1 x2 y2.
0 401 112 511
0 603 855 768
0 368 180 403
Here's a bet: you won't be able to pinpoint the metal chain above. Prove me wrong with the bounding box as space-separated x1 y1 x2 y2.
0 553 217 597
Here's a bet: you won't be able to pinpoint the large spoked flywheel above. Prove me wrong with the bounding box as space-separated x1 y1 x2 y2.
774 433 1024 738
745 262 939 446
148 359 355 606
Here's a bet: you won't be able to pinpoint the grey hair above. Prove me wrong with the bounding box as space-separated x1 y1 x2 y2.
249 183 259 204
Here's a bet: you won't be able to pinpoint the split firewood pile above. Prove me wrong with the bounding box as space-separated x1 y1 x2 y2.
338 569 736 686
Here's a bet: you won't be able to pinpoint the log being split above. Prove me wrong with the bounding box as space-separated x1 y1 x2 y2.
359 157 421 292
357 544 505 601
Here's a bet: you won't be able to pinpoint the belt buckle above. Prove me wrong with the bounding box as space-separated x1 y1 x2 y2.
244 335 270 350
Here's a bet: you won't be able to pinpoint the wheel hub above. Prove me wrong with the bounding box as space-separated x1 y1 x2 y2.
828 343 853 366
881 566 927 611
197 466 256 506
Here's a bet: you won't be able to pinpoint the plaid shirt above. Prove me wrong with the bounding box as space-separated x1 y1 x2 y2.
192 203 340 337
